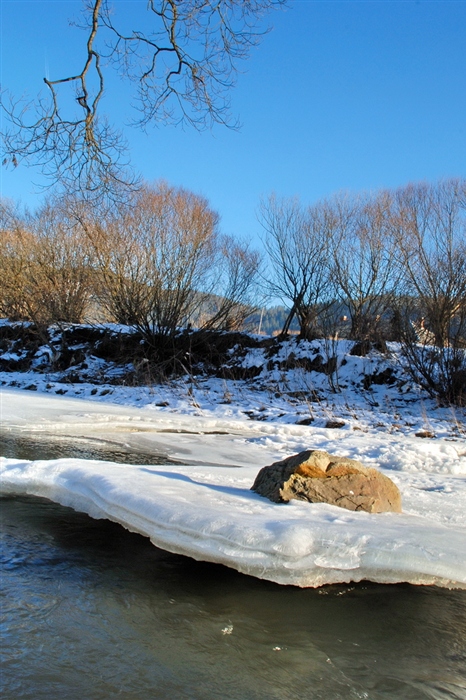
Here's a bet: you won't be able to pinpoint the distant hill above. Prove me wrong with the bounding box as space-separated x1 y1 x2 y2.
245 306 300 336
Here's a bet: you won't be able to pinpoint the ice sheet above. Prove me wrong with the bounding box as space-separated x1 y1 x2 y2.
1 389 465 589
1 455 465 588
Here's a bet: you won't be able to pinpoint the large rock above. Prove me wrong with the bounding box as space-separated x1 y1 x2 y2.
251 450 402 513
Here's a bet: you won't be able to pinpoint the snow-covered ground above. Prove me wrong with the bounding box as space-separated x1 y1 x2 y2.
1 331 465 589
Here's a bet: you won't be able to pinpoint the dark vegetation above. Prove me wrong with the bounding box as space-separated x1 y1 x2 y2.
0 322 266 382
0 322 397 386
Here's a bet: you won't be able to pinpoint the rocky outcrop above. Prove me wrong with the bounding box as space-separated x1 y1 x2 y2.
251 450 402 513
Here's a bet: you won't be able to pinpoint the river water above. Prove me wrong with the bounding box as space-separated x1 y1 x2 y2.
1 435 466 700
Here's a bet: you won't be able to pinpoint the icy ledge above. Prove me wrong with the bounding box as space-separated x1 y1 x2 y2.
1 456 465 589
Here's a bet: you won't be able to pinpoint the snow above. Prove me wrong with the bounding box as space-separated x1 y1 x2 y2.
1 379 466 589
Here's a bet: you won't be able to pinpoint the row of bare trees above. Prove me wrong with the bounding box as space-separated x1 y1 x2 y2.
259 178 466 405
2 178 465 346
260 189 400 343
1 178 465 403
0 182 260 341
260 178 466 348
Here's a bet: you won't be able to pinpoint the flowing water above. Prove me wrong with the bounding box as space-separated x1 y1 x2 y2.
1 436 466 700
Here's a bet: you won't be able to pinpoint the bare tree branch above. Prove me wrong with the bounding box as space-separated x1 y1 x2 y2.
1 0 286 194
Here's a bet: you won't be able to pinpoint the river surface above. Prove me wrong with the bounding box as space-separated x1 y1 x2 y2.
1 435 466 700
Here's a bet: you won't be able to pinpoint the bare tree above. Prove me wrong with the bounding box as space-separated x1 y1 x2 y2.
329 190 399 342
392 179 466 349
73 181 220 339
388 179 466 406
1 197 93 324
28 202 94 324
259 194 335 340
0 199 32 320
1 0 286 194
199 236 261 331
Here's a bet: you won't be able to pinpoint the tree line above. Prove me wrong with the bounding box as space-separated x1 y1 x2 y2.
1 181 260 340
1 177 465 404
260 178 466 347
259 178 466 406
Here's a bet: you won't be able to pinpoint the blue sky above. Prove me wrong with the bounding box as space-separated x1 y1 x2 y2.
1 0 465 246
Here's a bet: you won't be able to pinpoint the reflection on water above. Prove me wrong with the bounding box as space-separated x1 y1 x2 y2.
1 444 466 699
0 432 182 465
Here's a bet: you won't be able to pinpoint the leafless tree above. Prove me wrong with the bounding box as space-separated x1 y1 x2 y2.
198 236 261 331
259 194 335 340
28 202 94 324
1 197 93 324
1 0 286 194
0 199 31 320
2 183 260 337
388 179 466 406
72 181 220 339
392 179 466 349
329 190 399 342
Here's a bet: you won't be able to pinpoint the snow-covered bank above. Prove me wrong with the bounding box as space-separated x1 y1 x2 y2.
2 323 465 437
1 389 465 588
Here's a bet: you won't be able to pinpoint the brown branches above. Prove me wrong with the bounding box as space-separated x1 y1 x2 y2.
1 0 285 194
0 198 93 324
1 0 133 196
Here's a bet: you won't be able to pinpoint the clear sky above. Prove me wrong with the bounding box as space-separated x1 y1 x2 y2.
1 0 465 246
